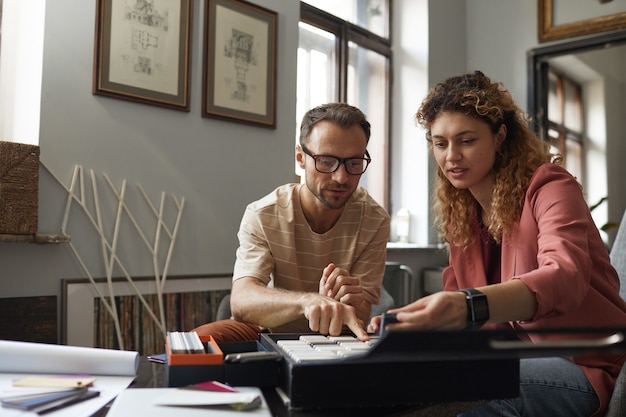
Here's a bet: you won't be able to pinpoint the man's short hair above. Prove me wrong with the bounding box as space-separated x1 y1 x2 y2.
299 103 371 145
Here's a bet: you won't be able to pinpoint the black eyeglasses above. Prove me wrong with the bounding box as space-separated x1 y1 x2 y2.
301 145 371 175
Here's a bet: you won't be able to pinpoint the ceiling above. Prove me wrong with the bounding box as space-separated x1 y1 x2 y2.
548 42 626 84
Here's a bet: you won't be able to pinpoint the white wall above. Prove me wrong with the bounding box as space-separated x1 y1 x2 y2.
605 78 626 232
585 79 608 232
390 0 466 245
390 0 430 245
392 0 541 245
466 0 538 109
579 49 626 232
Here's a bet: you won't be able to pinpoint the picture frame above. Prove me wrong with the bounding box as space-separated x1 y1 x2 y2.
93 0 193 111
538 0 626 43
202 0 277 127
62 274 231 348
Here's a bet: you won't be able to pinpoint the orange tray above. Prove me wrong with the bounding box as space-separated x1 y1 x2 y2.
166 334 224 365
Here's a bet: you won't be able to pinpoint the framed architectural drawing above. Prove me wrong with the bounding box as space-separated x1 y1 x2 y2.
93 0 193 111
538 0 626 43
202 0 277 127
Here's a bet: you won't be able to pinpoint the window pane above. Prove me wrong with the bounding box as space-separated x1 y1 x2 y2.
546 68 585 193
297 3 391 209
296 22 338 177
347 41 389 206
296 22 337 132
547 126 564 156
565 138 583 182
547 71 562 124
563 81 582 132
302 0 389 38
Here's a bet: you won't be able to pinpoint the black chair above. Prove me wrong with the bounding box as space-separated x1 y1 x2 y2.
605 209 626 416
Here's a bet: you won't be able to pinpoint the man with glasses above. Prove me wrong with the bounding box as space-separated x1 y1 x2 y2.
193 103 390 342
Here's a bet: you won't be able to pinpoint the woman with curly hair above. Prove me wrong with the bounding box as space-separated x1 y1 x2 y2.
368 71 626 417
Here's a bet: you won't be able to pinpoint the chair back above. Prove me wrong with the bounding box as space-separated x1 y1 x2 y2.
605 209 626 417
610 209 626 301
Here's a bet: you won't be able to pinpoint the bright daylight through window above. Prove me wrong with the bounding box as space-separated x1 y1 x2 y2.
297 0 391 209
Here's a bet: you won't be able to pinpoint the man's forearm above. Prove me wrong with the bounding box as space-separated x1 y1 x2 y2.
231 283 308 328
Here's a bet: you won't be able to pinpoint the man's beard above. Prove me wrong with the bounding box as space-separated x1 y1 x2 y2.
306 181 353 210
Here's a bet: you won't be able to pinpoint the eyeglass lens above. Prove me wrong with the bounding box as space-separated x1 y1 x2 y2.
315 156 367 174
301 145 370 175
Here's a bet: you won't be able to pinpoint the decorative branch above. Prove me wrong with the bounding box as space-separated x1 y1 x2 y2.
43 164 185 350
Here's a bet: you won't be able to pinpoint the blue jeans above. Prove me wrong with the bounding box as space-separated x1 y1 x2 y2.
458 357 599 417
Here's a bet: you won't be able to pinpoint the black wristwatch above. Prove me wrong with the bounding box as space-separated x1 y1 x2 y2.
457 288 489 329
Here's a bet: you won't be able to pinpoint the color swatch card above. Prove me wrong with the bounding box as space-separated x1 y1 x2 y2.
106 387 272 417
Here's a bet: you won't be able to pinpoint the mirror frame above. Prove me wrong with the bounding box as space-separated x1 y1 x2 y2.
527 29 626 140
538 0 626 43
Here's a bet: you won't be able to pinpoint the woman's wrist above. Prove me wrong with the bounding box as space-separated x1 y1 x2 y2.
456 288 489 329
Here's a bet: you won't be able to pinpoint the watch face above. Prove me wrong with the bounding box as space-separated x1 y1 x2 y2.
458 289 489 328
471 294 489 323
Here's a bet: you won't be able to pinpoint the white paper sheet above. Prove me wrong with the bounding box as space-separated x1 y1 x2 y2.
107 387 272 417
0 340 140 416
155 389 260 406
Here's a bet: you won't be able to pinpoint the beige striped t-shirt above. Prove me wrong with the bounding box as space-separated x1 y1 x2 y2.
233 183 390 333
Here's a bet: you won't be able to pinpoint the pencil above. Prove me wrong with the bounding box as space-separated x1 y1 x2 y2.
35 390 100 415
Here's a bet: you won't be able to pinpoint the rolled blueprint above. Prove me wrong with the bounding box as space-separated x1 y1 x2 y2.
0 340 139 376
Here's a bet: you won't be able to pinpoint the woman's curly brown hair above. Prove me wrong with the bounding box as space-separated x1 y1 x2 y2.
415 71 561 247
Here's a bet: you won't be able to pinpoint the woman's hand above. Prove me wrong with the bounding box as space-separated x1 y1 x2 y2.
368 291 468 333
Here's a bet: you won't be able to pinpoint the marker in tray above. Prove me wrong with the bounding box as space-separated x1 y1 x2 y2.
167 331 206 354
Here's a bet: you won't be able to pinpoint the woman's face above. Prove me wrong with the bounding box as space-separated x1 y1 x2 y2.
429 112 505 199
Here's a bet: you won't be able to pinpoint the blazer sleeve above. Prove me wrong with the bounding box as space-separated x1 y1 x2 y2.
511 164 599 320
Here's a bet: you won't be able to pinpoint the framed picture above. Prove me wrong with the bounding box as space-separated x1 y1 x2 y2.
62 274 231 349
538 0 626 43
202 0 277 127
93 0 193 111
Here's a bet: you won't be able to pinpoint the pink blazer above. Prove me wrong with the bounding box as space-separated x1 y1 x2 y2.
443 163 626 416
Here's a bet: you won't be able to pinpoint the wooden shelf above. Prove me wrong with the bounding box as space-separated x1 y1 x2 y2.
0 234 70 244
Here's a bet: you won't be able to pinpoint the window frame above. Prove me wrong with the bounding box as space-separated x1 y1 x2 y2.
299 1 392 209
546 68 584 182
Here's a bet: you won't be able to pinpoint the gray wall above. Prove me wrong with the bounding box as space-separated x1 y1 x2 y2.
2 0 299 298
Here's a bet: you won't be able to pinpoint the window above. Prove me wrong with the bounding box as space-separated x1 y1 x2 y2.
297 1 391 209
0 0 3 48
547 69 584 183
0 0 46 146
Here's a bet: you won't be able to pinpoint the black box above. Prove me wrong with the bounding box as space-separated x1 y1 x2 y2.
165 340 280 388
259 332 520 410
